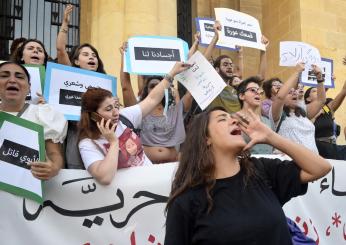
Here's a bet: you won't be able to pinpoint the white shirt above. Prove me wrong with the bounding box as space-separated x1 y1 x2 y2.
79 104 152 170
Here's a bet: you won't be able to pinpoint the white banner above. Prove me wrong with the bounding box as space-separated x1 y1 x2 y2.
43 62 117 121
195 17 236 50
1 158 345 244
176 51 226 110
284 159 346 244
300 58 335 88
280 41 321 67
215 8 265 50
124 36 189 75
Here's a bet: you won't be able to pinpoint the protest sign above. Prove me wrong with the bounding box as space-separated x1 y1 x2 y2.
43 62 117 121
175 51 226 110
24 65 45 103
124 36 189 75
280 41 321 67
215 8 265 50
195 17 236 50
0 112 45 204
0 158 345 244
300 58 334 88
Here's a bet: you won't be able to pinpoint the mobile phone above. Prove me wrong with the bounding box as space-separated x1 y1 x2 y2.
90 112 115 129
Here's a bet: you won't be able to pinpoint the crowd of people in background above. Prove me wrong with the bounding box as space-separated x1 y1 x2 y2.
1 4 346 244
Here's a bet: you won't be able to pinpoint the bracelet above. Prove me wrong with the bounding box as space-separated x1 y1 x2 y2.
60 28 68 33
164 74 174 86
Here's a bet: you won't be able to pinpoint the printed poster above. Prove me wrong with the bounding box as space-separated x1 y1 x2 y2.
0 112 45 203
125 36 189 75
214 8 265 50
43 62 117 121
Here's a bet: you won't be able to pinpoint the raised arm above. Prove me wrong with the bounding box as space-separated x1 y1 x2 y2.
119 42 137 107
257 35 269 81
203 21 221 61
238 110 332 183
56 4 73 65
306 65 326 119
271 63 305 122
188 32 200 58
234 46 244 78
139 62 191 117
328 79 346 112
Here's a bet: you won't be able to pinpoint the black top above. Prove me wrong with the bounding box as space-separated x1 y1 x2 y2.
165 158 308 245
314 105 334 138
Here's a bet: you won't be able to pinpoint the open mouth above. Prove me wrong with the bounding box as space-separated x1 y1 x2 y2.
254 96 261 101
230 128 242 135
30 56 40 61
88 61 96 66
6 86 19 92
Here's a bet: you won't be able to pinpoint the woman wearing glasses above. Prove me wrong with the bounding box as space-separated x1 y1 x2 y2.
237 76 274 154
262 78 283 118
270 63 326 153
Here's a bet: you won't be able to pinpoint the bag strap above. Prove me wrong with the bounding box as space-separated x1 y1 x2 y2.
91 140 106 156
119 114 141 136
275 112 286 133
17 103 30 118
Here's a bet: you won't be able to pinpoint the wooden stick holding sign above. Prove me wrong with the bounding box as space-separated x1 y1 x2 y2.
0 112 45 204
43 62 117 121
175 51 226 110
124 36 189 75
215 8 265 50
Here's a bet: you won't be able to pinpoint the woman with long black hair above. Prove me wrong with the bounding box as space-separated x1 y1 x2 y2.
165 106 331 245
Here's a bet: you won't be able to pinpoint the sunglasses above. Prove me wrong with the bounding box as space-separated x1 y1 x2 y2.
245 87 264 95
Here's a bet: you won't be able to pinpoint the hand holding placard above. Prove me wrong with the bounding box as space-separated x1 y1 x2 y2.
175 51 226 110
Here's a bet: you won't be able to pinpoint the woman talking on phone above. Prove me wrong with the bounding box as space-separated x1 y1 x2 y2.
78 62 190 185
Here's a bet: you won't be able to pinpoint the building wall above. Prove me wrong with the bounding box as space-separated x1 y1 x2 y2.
262 0 346 144
80 0 177 102
300 0 346 144
80 0 346 144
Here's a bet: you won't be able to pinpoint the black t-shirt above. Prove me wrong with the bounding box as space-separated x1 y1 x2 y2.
314 105 334 138
165 158 308 245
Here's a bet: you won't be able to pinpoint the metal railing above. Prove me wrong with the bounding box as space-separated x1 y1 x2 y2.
0 0 80 60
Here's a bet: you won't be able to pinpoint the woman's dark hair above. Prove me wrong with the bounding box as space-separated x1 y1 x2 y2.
303 87 314 104
263 77 282 99
13 39 48 66
166 106 254 214
283 105 306 117
139 76 163 101
139 75 175 107
9 37 27 59
78 87 113 141
70 43 106 74
236 76 262 108
0 61 31 84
